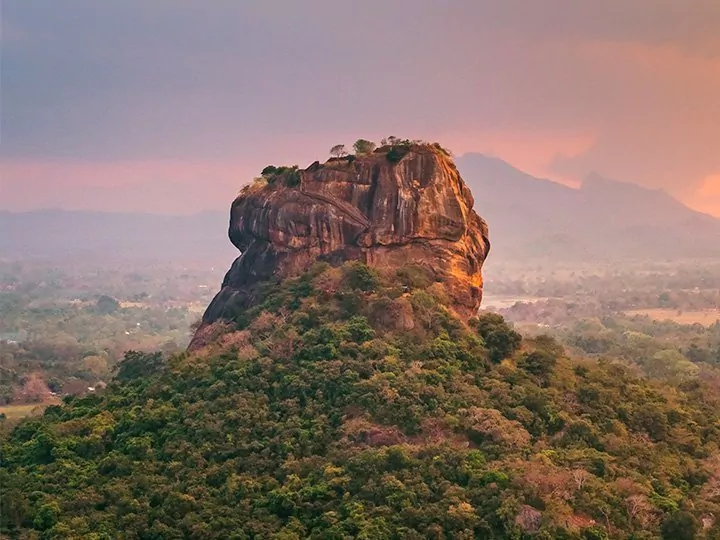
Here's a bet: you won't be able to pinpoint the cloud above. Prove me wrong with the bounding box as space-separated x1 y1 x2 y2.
546 41 720 191
2 0 719 212
0 160 246 214
685 174 720 216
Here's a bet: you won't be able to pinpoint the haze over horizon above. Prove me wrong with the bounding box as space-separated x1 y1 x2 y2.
2 0 719 216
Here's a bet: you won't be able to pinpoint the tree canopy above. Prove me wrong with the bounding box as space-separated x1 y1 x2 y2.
3 262 720 539
329 144 347 159
353 139 376 155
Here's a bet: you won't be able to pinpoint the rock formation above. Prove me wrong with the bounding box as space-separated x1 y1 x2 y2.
198 142 490 333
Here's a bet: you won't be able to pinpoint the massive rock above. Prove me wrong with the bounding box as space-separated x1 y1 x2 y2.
198 143 490 333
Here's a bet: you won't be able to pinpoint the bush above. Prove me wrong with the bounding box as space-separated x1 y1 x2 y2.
96 295 120 314
343 262 380 292
259 165 301 187
661 511 698 540
518 350 557 379
386 146 409 163
582 527 608 540
344 316 375 343
396 264 434 290
114 351 164 383
285 168 301 187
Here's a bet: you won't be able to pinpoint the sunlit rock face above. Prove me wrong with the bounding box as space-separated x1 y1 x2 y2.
196 144 490 337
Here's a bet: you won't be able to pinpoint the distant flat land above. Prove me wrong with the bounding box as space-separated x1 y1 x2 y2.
481 295 550 310
625 309 720 326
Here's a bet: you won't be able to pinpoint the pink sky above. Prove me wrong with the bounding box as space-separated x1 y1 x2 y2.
2 1 719 217
3 128 718 216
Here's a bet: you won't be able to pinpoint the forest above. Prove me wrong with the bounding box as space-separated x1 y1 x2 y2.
2 259 720 539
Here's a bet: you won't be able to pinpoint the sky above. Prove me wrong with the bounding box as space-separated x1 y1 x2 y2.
2 0 720 216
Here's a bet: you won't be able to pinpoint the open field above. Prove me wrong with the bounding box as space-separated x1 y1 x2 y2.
625 309 720 326
481 295 551 310
0 399 61 420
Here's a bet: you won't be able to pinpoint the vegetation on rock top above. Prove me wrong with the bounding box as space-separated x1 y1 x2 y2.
255 138 454 189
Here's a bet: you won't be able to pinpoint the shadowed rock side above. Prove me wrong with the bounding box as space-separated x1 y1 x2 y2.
194 145 490 346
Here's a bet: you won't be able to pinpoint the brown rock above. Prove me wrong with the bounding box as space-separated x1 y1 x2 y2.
198 143 490 330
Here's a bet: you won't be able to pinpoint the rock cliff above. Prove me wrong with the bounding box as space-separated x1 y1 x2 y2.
198 143 490 335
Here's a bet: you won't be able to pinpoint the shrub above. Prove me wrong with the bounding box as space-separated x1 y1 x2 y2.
96 295 120 314
582 527 608 540
343 262 380 292
396 264 434 290
285 167 301 187
518 350 557 379
114 351 164 383
345 316 375 343
661 511 698 540
259 165 301 187
386 146 409 163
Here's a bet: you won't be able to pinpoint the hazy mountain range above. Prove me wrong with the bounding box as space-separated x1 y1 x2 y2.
457 154 720 260
2 154 718 263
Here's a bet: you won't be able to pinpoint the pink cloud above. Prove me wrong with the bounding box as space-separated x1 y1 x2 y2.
0 159 251 214
685 174 720 217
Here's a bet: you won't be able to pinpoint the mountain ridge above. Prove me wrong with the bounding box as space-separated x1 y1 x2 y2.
3 155 718 263
457 153 720 260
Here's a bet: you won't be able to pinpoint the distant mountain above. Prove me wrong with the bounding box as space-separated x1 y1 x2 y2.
0 209 236 263
3 156 719 264
456 153 720 261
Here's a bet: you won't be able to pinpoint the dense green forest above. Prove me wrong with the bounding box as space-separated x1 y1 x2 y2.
3 262 720 539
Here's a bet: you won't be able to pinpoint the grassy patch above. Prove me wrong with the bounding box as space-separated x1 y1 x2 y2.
625 308 720 326
0 399 60 420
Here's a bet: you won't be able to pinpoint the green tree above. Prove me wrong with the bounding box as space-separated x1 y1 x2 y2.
330 144 347 158
96 295 120 314
261 165 279 176
114 350 163 382
661 511 698 540
32 502 60 531
82 354 110 377
474 313 522 363
343 262 380 292
353 139 376 155
645 349 699 381
518 350 557 379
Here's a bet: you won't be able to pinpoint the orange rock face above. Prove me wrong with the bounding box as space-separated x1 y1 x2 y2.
200 144 490 326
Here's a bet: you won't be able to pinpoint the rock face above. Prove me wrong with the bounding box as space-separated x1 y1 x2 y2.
199 144 490 331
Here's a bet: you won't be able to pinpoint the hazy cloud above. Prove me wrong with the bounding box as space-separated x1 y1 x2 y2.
2 0 719 213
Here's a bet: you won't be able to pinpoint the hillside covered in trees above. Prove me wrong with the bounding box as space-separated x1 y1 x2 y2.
3 261 720 539
3 141 720 540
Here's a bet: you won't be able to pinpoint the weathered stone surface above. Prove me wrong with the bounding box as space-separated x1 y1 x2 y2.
197 144 490 333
